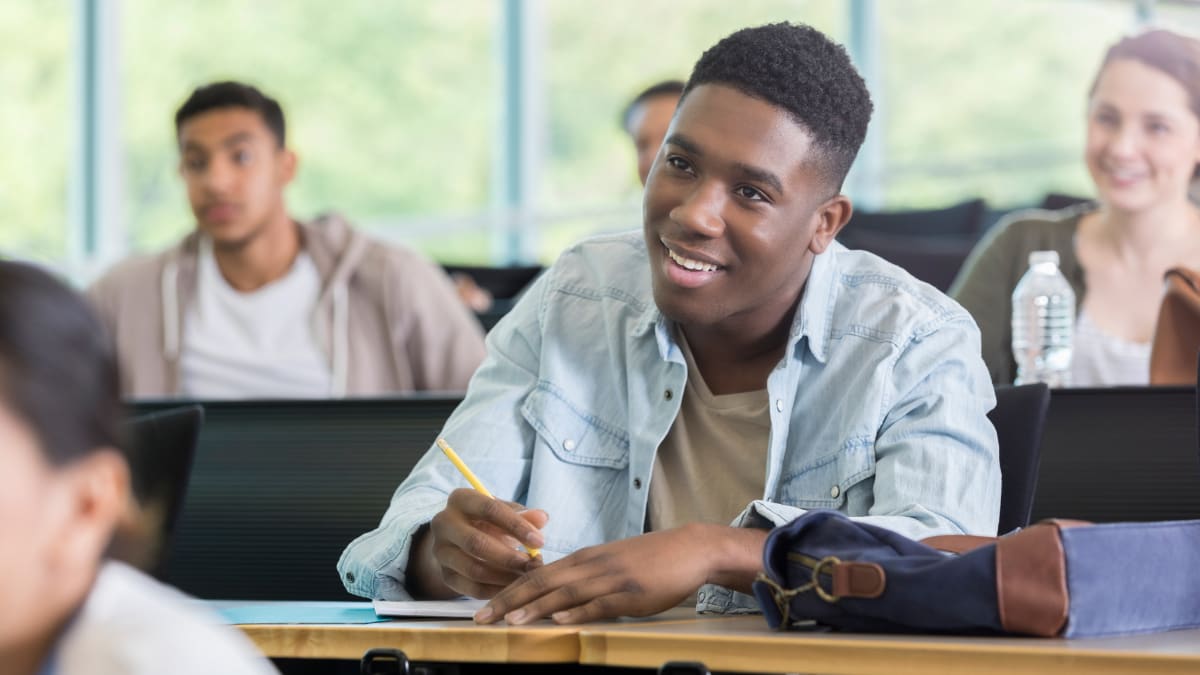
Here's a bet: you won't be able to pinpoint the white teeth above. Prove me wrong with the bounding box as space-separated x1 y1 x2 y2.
1106 166 1144 180
666 247 719 272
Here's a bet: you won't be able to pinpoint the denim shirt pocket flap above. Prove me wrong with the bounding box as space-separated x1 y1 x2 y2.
780 435 875 509
521 386 630 470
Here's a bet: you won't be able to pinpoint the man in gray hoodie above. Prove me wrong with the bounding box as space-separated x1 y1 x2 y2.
89 81 485 398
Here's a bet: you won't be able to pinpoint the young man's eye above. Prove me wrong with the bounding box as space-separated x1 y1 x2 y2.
1147 121 1170 135
233 149 253 165
735 185 766 201
665 156 693 173
183 157 206 172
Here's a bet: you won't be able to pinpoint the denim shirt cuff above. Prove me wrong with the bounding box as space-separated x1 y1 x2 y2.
695 500 809 614
337 500 445 600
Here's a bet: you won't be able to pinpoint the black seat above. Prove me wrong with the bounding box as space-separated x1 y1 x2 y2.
443 264 544 330
114 405 204 579
839 229 976 291
840 198 986 238
837 199 987 292
989 384 1050 535
128 397 462 600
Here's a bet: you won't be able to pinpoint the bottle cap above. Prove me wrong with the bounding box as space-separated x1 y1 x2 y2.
1028 250 1060 267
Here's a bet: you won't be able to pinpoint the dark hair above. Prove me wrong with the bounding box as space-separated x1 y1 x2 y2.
0 261 121 466
174 81 286 147
1091 29 1200 119
621 80 685 131
682 22 873 188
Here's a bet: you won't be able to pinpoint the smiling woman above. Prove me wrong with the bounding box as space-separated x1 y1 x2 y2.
951 29 1200 387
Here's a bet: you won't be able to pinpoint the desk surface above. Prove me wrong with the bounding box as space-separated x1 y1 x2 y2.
237 607 705 662
579 616 1200 675
237 609 1200 673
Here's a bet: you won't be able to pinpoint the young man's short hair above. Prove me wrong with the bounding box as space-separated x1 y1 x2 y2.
683 22 873 188
174 81 287 147
621 79 685 132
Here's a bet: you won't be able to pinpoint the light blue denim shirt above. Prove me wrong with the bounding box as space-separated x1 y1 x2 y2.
339 231 1000 613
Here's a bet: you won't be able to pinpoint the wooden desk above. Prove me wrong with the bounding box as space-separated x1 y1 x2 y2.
237 607 705 664
578 616 1200 675
241 618 580 663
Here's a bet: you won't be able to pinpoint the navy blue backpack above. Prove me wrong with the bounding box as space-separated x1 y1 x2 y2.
752 510 1200 638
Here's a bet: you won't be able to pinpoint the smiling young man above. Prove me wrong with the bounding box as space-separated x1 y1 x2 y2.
341 23 1000 622
89 81 485 399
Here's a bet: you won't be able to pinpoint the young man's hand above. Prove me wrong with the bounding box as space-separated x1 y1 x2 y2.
473 523 767 625
409 488 548 599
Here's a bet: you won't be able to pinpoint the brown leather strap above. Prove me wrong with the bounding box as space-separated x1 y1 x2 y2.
1150 267 1200 385
920 534 997 554
995 523 1069 636
830 562 886 599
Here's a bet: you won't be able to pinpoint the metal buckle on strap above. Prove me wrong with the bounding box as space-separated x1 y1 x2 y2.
756 555 843 627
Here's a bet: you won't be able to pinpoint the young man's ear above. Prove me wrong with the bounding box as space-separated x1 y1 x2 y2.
50 449 131 573
808 194 853 255
278 148 298 185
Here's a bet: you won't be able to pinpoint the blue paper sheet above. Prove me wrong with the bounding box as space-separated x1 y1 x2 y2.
216 601 389 625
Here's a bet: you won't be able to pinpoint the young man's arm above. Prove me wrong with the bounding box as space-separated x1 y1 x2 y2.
476 524 768 624
337 271 550 601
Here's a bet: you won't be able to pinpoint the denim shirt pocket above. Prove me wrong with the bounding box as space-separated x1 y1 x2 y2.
520 385 631 552
778 435 875 509
521 385 630 469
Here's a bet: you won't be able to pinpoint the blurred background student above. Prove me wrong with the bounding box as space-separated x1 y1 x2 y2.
0 260 276 675
951 29 1200 387
88 81 486 400
622 80 684 185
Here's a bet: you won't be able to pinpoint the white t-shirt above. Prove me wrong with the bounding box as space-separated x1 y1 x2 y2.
1069 309 1151 387
181 238 332 398
51 561 277 675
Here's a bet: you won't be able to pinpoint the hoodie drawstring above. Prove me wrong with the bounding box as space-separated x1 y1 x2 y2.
331 283 349 397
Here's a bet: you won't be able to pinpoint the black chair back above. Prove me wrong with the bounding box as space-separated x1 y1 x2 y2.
841 198 986 238
129 397 461 600
989 383 1050 534
117 405 204 579
1030 386 1200 523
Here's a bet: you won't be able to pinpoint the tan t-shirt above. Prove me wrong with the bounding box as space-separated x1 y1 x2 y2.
647 332 771 532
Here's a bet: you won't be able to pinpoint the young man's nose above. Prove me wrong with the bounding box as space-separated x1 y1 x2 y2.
201 158 237 192
669 182 726 237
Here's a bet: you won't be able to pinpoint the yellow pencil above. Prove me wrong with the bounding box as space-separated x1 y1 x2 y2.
436 437 540 558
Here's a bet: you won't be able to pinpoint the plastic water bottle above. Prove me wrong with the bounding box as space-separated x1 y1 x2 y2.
1011 251 1075 387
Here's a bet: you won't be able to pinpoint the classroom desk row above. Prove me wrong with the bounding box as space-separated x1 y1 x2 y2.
231 605 1200 675
137 386 1200 602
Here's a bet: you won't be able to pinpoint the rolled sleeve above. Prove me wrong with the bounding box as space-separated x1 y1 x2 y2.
337 271 550 600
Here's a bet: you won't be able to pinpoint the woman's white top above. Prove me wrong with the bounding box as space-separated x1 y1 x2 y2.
1069 308 1151 387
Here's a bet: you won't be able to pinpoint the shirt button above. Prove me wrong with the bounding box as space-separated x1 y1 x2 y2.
633 478 643 489
562 439 576 452
775 399 784 412
664 389 674 401
345 571 356 583
830 485 841 499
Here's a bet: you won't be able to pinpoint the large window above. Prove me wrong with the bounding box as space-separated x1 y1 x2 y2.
874 0 1132 208
122 1 496 260
0 1 70 264
5 1 1196 274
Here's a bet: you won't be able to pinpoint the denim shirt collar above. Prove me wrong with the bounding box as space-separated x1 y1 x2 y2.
640 245 840 366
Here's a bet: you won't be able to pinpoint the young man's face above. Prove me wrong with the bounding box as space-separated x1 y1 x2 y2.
627 93 679 186
643 83 849 336
178 107 296 250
